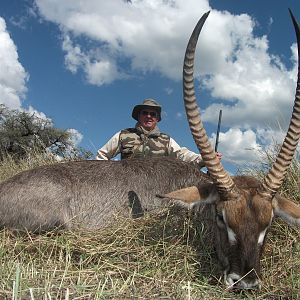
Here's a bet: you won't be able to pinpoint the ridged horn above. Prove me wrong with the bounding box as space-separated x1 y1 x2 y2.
183 11 239 199
259 9 300 198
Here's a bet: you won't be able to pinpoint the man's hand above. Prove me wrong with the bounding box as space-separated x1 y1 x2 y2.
216 152 222 160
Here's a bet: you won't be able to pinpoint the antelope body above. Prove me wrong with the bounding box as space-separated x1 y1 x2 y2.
0 157 208 230
0 10 300 290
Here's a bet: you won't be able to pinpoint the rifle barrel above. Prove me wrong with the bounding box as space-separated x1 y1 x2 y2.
214 109 222 152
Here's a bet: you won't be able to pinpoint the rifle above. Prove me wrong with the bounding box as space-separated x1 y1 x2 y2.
215 109 222 152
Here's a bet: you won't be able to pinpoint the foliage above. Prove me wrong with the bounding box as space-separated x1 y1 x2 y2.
0 150 59 183
0 104 92 161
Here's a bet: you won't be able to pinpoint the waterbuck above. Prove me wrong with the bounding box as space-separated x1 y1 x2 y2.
0 10 300 290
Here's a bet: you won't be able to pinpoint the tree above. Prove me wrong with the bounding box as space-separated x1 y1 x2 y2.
0 104 91 160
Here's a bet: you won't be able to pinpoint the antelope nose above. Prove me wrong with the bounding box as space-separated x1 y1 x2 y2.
225 273 260 290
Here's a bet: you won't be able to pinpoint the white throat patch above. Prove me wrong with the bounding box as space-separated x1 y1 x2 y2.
223 209 237 245
258 210 274 245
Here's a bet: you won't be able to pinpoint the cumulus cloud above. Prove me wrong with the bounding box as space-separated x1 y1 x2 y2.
212 128 262 165
210 126 300 166
62 34 121 85
67 128 83 146
201 37 296 130
26 105 48 120
33 0 299 165
0 17 28 109
34 0 297 117
0 16 86 148
35 0 210 82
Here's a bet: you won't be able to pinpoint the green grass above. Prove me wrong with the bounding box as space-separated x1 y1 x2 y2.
0 153 299 299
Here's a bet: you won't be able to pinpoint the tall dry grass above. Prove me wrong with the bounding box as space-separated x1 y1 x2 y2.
0 152 299 299
0 151 59 183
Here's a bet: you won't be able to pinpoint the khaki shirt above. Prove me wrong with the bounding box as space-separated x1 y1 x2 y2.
96 131 204 167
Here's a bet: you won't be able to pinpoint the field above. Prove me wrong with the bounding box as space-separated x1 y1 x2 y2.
0 154 299 299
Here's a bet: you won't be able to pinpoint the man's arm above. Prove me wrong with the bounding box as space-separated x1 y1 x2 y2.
168 138 205 167
96 131 121 160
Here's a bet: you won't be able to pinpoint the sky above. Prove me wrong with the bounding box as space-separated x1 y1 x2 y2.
0 0 300 173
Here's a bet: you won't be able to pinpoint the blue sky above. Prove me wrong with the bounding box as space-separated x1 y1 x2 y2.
0 0 299 173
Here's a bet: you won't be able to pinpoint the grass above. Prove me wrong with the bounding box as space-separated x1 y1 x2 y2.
0 152 299 299
0 152 59 183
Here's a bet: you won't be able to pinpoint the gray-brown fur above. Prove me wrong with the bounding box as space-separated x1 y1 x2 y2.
0 157 209 232
209 177 271 286
158 163 300 290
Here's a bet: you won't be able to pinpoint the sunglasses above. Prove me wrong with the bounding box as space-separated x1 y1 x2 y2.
140 110 158 118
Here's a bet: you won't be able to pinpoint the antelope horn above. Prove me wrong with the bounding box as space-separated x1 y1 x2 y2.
260 9 300 198
183 11 239 199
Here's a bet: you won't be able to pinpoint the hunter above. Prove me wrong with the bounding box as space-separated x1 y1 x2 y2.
96 98 221 166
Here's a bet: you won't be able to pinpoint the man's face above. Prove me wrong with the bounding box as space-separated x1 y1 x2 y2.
138 109 159 131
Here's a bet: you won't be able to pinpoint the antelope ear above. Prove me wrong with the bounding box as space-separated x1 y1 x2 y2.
158 186 201 203
273 195 300 226
157 183 219 206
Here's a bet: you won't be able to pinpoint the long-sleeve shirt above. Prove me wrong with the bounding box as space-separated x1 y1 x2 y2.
96 130 205 167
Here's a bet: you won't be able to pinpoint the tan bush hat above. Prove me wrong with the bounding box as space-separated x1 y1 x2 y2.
131 98 162 121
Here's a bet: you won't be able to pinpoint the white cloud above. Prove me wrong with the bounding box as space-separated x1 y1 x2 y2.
62 34 122 85
85 58 119 86
26 105 49 121
35 0 211 83
211 126 300 167
164 87 173 95
33 0 299 165
34 0 298 122
61 34 84 74
67 128 83 146
0 17 28 109
201 36 296 130
0 16 86 148
212 128 262 165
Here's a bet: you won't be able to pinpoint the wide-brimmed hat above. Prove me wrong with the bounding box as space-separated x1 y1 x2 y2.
131 98 162 121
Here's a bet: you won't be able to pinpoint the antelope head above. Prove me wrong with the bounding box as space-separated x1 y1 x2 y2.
161 10 300 289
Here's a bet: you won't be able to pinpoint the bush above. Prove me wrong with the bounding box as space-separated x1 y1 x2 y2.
0 104 92 161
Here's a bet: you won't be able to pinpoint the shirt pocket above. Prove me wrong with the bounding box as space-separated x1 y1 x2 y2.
121 144 135 155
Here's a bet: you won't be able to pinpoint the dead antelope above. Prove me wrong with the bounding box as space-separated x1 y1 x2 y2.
0 10 299 291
